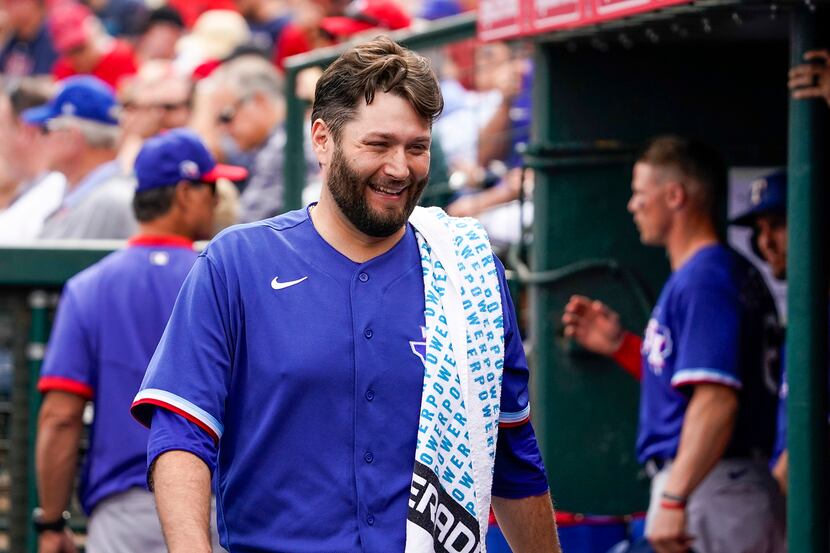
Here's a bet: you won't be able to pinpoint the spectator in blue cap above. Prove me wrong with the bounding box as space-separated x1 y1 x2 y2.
22 75 137 239
35 127 245 553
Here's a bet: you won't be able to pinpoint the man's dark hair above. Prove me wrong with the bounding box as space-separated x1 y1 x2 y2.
141 6 185 33
132 185 177 222
637 135 727 221
311 36 444 140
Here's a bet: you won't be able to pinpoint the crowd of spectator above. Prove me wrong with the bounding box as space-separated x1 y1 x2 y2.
0 0 534 244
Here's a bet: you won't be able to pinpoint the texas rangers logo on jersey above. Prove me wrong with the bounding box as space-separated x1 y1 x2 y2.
410 326 427 365
642 318 673 375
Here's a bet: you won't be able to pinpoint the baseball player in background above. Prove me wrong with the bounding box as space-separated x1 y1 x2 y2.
729 169 830 498
34 129 246 553
562 136 785 553
130 37 561 553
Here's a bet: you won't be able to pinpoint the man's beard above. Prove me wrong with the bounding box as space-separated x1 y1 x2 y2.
327 147 428 238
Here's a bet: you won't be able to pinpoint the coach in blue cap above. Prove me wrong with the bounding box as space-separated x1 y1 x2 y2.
23 75 137 239
35 129 245 553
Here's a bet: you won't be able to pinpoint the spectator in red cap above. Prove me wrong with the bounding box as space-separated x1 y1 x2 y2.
49 2 138 89
0 0 57 76
274 0 411 69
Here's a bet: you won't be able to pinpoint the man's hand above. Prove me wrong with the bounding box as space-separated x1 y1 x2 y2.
772 450 788 496
648 506 694 553
789 49 830 107
562 295 624 356
38 528 76 553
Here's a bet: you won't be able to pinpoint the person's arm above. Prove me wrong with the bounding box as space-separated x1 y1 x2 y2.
562 294 642 379
152 450 213 553
492 493 561 552
35 391 85 553
647 383 738 553
477 60 523 166
772 449 788 496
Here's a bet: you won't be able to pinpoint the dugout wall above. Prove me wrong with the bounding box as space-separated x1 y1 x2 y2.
518 1 829 550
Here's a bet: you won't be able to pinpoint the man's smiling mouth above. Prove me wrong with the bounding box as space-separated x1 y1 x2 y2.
369 182 408 196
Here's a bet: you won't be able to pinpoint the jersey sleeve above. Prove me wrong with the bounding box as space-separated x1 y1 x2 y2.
131 253 235 443
38 281 95 400
496 256 531 428
491 255 549 498
147 407 219 485
670 276 742 390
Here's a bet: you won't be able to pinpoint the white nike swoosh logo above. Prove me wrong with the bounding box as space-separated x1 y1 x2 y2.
271 276 308 290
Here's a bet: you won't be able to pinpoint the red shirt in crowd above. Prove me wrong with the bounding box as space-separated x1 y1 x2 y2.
53 40 138 89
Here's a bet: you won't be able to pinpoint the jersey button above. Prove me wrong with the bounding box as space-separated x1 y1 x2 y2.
365 389 375 401
366 514 375 525
364 451 374 463
358 272 369 282
364 328 373 339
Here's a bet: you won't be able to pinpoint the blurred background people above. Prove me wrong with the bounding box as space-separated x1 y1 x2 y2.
174 9 250 75
134 6 185 63
273 0 411 69
22 75 136 239
234 0 291 58
0 78 66 241
49 1 137 89
118 60 192 169
35 128 243 553
202 54 290 222
0 0 56 77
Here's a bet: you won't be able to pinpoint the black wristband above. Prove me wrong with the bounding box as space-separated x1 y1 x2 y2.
32 508 70 534
661 491 688 505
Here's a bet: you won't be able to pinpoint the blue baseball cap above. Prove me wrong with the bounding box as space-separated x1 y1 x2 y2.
134 128 248 192
730 170 787 226
21 76 119 126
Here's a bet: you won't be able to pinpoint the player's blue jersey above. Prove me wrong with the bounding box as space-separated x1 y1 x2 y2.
772 326 830 464
637 244 780 464
131 206 547 552
38 236 197 514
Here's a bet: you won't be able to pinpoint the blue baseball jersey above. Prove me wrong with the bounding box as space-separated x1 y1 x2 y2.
772 333 830 464
131 206 547 552
637 244 779 464
38 236 197 514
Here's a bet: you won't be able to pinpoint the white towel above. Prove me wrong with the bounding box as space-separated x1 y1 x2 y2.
406 206 505 553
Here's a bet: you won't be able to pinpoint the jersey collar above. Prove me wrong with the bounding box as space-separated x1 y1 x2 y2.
127 234 194 249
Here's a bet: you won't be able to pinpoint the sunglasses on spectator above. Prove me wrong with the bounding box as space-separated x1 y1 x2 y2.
123 101 189 112
217 96 253 125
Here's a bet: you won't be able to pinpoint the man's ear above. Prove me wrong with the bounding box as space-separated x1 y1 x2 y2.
665 180 687 211
173 181 191 211
311 118 332 165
